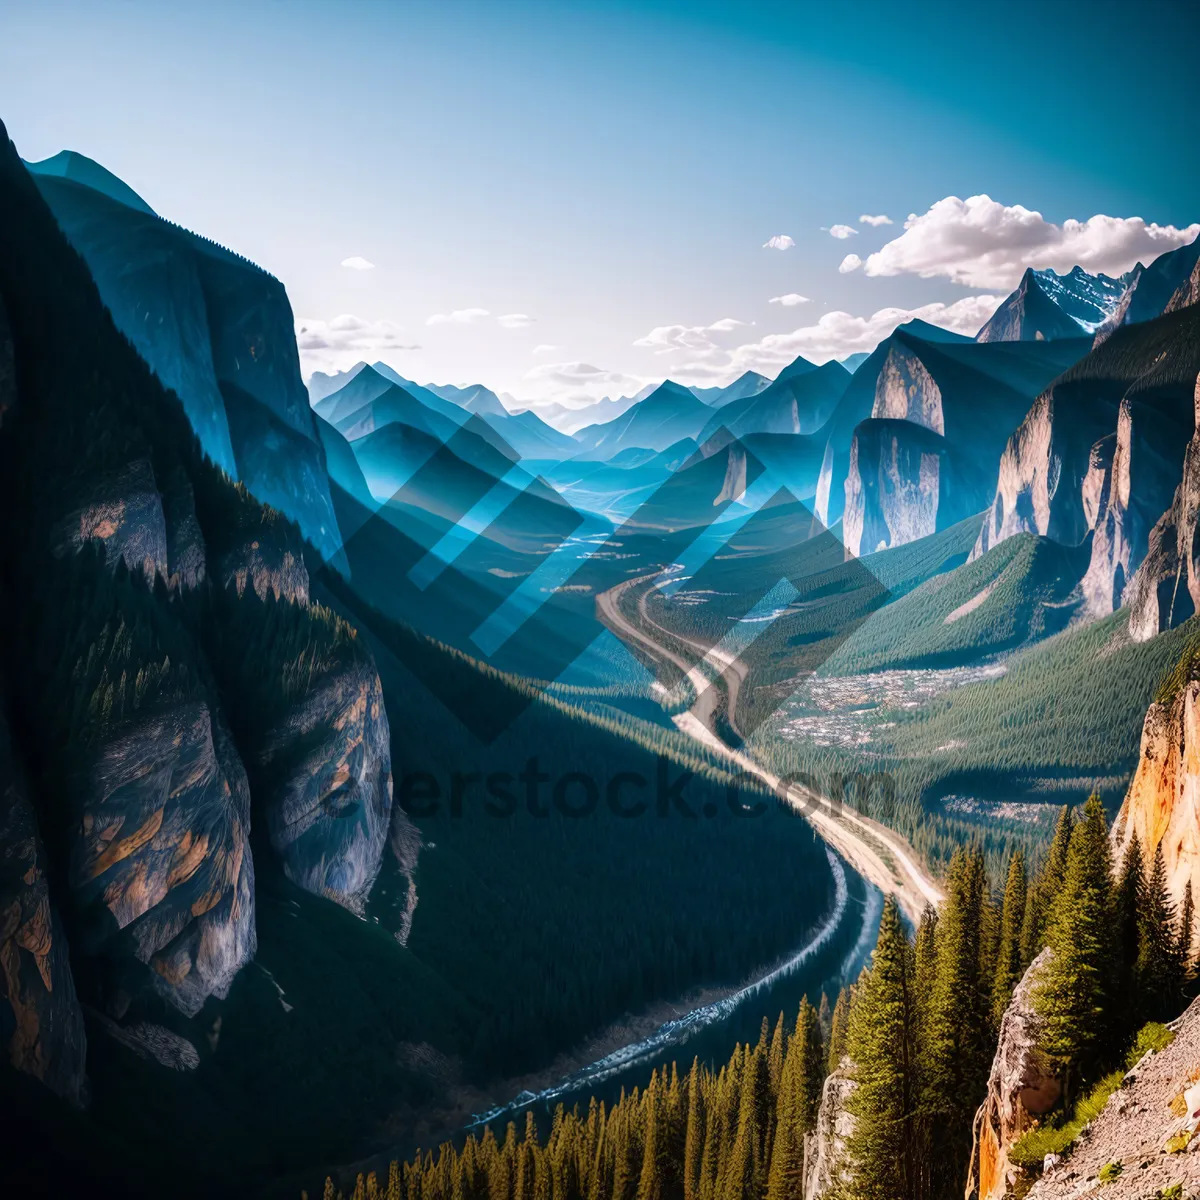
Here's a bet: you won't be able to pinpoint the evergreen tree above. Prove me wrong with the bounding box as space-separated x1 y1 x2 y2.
827 988 850 1074
1114 833 1146 1024
991 851 1027 1025
922 847 990 1198
1035 795 1117 1099
1179 880 1195 980
682 1059 704 1200
844 897 923 1200
1138 842 1183 1017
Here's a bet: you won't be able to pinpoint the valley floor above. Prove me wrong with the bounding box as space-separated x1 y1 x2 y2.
596 573 944 922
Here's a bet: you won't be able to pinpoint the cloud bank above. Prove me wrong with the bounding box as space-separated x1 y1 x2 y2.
769 294 810 307
860 195 1200 288
296 314 419 375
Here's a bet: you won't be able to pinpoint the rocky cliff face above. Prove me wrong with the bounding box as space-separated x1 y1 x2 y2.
966 949 1061 1200
51 458 169 583
0 706 87 1105
972 307 1200 595
1126 373 1200 640
1095 236 1200 343
30 168 346 572
804 1056 857 1200
843 419 946 556
215 517 310 605
1113 678 1200 913
1024 994 1200 1198
252 659 392 912
1165 258 1200 315
66 701 256 1018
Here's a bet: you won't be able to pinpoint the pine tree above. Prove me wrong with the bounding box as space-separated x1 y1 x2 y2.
827 988 850 1074
991 851 1027 1025
1035 795 1117 1100
1114 833 1146 1025
922 847 990 1197
682 1059 704 1200
1138 842 1183 1017
844 897 923 1200
1023 806 1073 961
765 997 824 1200
1179 880 1195 980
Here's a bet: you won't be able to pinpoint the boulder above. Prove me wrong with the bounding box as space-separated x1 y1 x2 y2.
0 708 87 1104
66 701 256 1017
966 948 1060 1200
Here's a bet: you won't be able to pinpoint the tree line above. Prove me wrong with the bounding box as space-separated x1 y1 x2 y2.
320 795 1197 1200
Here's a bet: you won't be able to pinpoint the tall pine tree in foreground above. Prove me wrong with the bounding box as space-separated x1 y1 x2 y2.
1035 795 1116 1100
1138 842 1183 1017
991 850 1027 1025
845 897 924 1200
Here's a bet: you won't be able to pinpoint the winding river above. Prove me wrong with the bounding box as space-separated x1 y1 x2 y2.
468 849 882 1131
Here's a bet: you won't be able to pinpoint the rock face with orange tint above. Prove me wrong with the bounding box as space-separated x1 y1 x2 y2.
51 457 169 583
0 710 87 1103
1113 678 1200 911
251 659 392 911
66 701 256 1017
966 948 1060 1200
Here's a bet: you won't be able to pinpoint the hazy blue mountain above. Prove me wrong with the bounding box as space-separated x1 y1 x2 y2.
572 379 713 456
423 380 510 418
698 359 849 442
307 360 368 403
691 369 771 407
839 352 870 373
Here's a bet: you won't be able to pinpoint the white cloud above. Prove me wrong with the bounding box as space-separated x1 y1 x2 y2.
426 307 491 326
633 318 747 356
520 360 650 408
763 234 795 250
839 254 863 274
861 194 1200 289
532 343 561 355
859 214 893 227
828 225 858 239
497 313 535 329
340 255 375 270
659 295 1002 387
295 314 419 376
769 294 810 307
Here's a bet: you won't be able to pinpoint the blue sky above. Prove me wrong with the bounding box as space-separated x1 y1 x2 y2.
3 0 1198 407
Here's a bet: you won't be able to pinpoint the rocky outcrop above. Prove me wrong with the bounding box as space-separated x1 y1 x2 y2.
972 306 1200 570
1113 679 1200 913
51 458 169 583
845 420 944 556
66 702 256 1018
0 707 87 1104
252 659 392 911
1079 385 1193 619
1165 257 1200 314
30 167 347 571
976 269 1089 344
804 1056 856 1199
215 516 310 605
966 949 1060 1200
1095 236 1200 344
1025 994 1200 1198
873 342 945 433
1126 374 1200 640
